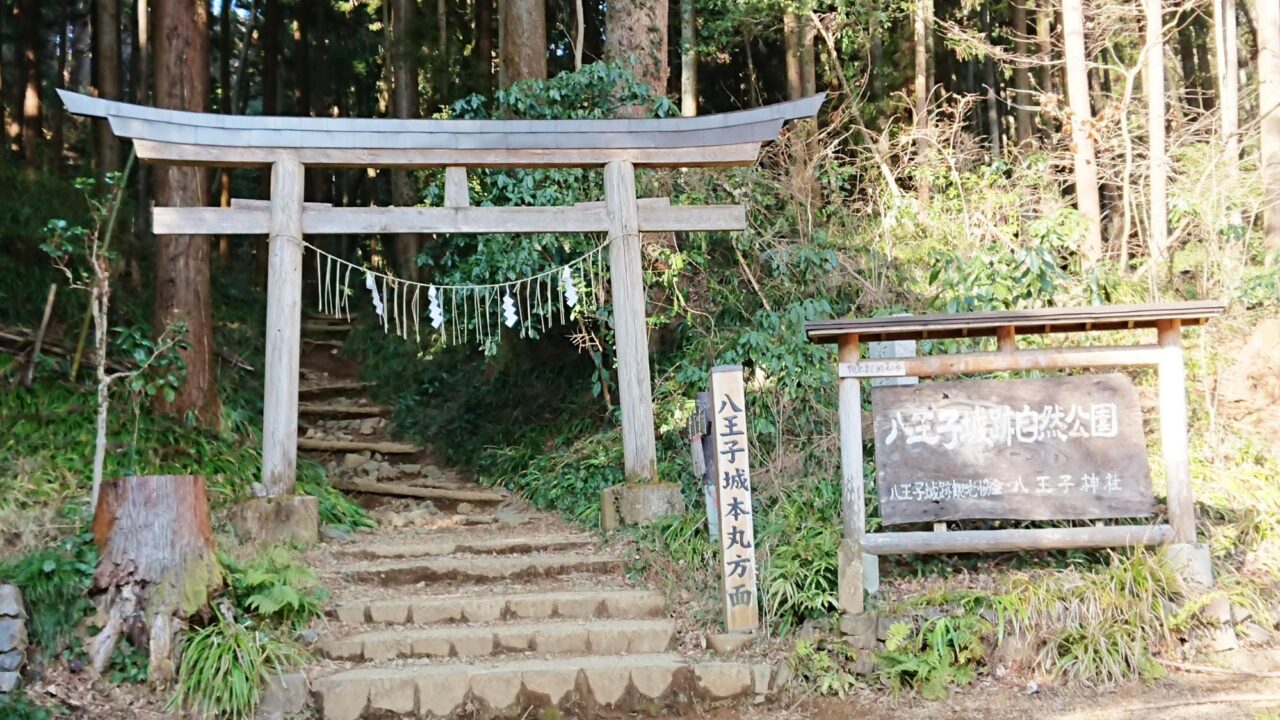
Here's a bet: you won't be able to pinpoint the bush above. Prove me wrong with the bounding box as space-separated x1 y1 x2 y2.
0 523 96 654
172 616 305 720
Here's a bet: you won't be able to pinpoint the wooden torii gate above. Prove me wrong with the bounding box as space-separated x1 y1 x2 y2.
61 89 823 529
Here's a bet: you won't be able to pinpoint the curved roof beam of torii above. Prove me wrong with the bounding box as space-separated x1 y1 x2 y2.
57 89 825 168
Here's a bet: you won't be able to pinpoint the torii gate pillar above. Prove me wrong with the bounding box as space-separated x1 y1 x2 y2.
604 160 658 482
262 156 305 496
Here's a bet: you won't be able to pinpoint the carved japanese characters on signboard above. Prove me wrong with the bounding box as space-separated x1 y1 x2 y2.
709 366 759 633
872 373 1155 525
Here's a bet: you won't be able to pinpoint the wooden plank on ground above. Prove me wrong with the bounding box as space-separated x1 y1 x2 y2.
298 380 373 395
297 438 420 454
298 402 390 417
331 479 504 503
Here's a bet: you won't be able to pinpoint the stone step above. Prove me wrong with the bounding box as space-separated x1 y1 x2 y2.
333 588 666 626
333 553 625 586
334 536 594 561
322 618 675 662
299 402 391 418
312 654 771 720
298 439 420 455
331 478 503 504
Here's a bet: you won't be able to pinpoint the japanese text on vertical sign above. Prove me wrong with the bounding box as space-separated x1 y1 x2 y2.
709 366 759 632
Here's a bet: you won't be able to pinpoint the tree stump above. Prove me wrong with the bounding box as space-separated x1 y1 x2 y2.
89 475 221 683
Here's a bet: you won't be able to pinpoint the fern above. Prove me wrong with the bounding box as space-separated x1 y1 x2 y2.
220 547 327 628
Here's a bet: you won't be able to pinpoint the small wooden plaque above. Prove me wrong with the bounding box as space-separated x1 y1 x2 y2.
872 373 1155 525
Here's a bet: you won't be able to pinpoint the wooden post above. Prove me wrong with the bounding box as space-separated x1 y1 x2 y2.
1157 319 1195 543
864 329 914 596
996 325 1017 351
444 166 469 207
262 155 305 496
837 334 866 613
603 160 658 482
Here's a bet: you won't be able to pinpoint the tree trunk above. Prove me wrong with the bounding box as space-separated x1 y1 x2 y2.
295 0 311 115
1012 0 1033 147
680 0 696 116
263 0 279 115
982 0 1001 156
1193 17 1216 111
52 0 69 169
915 0 933 205
1036 0 1053 141
219 0 230 112
388 0 422 282
1146 0 1168 257
1176 16 1200 110
1260 0 1280 258
474 0 493 93
436 0 448 97
134 0 152 286
1063 0 1103 261
89 475 221 683
784 12 802 101
19 0 43 168
1215 0 1239 159
152 0 220 427
94 0 122 175
499 0 546 87
604 0 667 115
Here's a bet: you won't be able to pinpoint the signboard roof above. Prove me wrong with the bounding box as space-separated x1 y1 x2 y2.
805 301 1224 344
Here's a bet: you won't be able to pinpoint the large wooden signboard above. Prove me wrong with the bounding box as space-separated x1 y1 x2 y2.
872 373 1155 525
709 365 759 633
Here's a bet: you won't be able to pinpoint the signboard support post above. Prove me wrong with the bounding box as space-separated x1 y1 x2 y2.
864 333 917 598
836 337 866 614
1157 320 1195 543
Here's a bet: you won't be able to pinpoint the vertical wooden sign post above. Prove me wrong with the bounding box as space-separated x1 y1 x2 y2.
709 365 759 633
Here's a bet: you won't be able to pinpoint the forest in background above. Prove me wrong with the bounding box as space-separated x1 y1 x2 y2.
0 0 1278 715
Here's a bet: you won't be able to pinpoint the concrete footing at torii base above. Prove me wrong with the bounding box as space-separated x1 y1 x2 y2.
1165 542 1214 587
230 495 320 546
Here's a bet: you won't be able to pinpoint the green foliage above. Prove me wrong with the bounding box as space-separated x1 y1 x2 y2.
221 547 328 629
106 639 149 685
172 616 305 720
876 614 989 699
0 523 96 653
1006 550 1180 685
758 483 843 634
298 464 376 531
0 694 57 720
789 638 862 698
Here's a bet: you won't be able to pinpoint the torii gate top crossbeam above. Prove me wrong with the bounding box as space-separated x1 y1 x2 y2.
58 89 825 168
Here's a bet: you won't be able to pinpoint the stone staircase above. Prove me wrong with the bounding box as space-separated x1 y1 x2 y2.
295 315 777 719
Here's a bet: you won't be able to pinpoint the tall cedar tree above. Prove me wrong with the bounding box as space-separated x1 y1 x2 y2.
500 0 546 87
152 0 221 426
94 0 122 175
605 0 667 115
